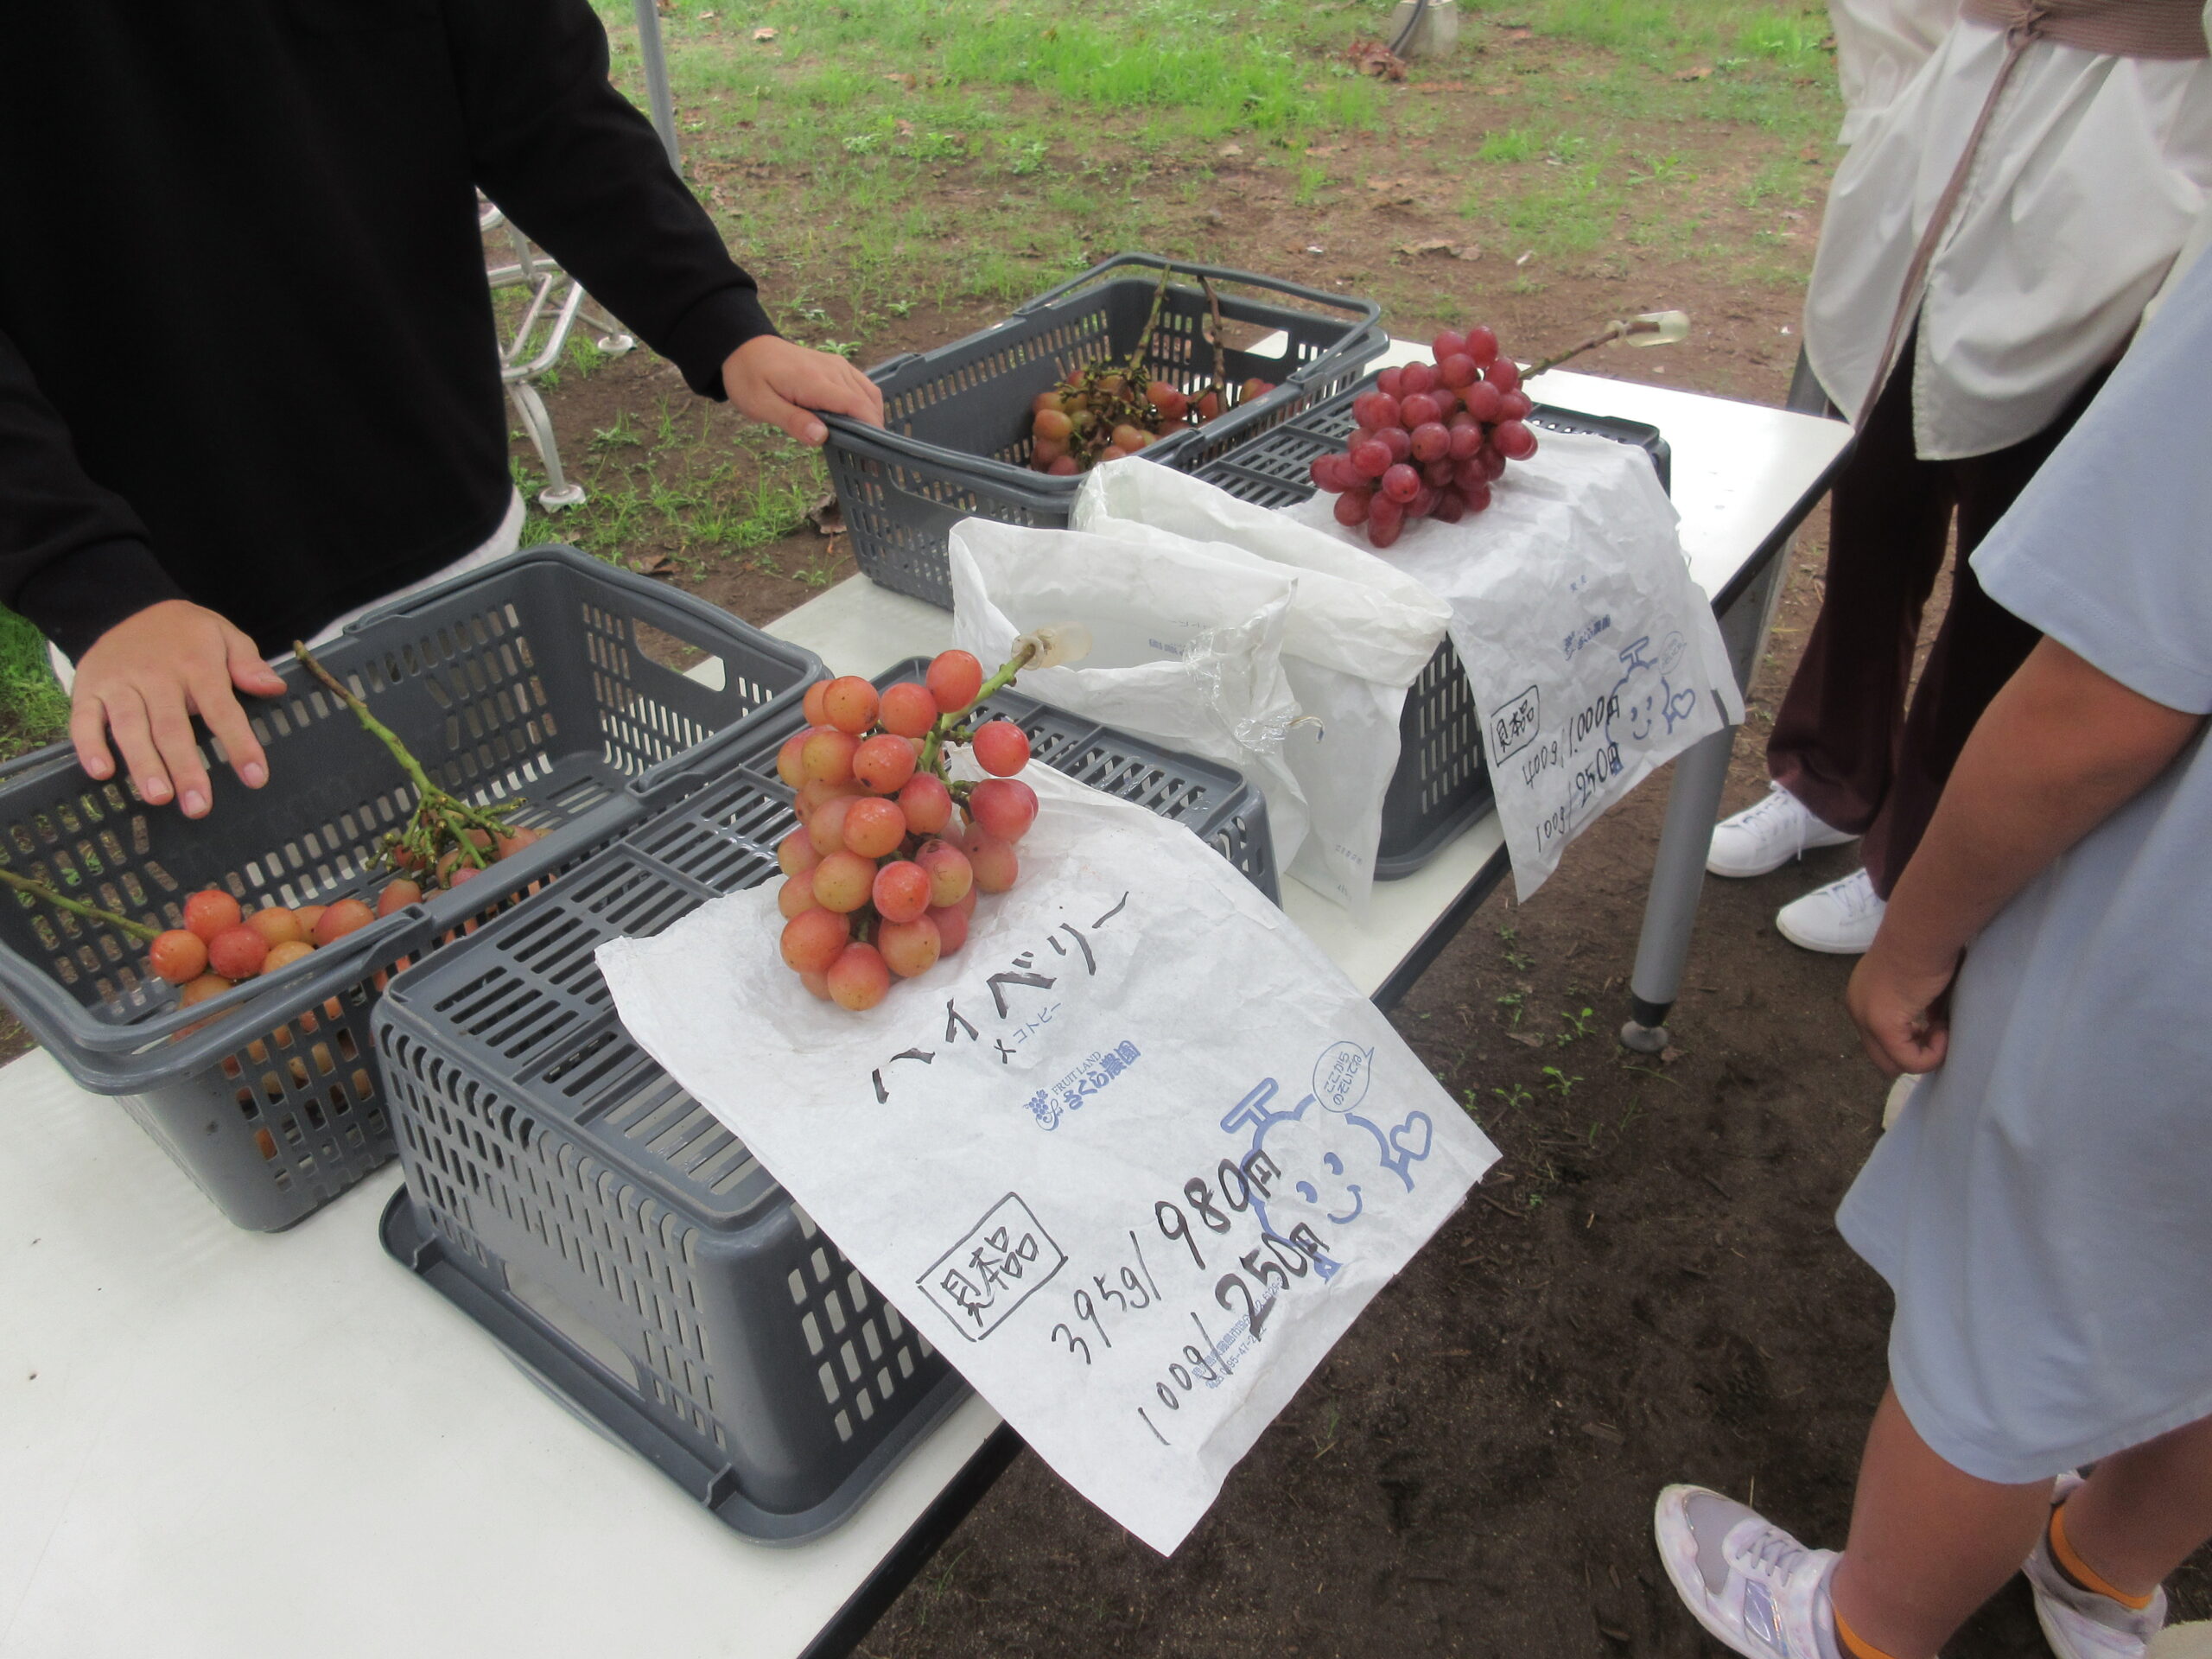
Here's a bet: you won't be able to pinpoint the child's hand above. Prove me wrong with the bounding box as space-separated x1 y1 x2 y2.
721 335 883 446
1847 938 1958 1077
69 601 285 817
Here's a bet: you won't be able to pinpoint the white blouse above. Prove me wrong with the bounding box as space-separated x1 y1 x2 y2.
1804 0 2212 458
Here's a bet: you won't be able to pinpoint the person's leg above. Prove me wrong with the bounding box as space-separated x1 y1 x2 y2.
1857 361 2116 895
1766 349 1955 836
1854 559 2041 897
1827 1385 2050 1658
2056 1412 2212 1599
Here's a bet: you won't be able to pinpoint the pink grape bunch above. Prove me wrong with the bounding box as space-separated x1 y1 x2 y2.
772 651 1040 1013
1306 327 1539 548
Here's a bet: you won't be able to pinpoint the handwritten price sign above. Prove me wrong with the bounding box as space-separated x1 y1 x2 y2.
602 767 1498 1554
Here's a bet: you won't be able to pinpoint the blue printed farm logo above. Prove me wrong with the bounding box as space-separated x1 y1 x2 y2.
918 1192 1067 1340
1022 1040 1142 1129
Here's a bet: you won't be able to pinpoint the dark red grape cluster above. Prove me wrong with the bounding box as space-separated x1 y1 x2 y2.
1306 327 1538 548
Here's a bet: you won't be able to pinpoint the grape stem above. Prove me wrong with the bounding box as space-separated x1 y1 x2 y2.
1127 264 1172 377
291 641 519 874
1523 315 1675 381
0 868 161 943
918 642 1036 777
1199 276 1230 404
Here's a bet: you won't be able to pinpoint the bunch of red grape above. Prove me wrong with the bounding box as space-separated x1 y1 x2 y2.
772 651 1040 1012
1305 327 1539 548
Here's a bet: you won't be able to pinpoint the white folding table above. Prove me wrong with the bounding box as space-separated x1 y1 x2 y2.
0 368 1847 1659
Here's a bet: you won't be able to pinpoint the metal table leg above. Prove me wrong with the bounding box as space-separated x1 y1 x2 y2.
1618 534 1793 1052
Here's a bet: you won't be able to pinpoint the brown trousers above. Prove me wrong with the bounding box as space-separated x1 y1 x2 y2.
1769 345 2113 897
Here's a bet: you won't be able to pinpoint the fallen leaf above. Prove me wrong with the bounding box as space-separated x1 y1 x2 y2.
1507 1032 1546 1049
1452 243 1483 261
1305 244 1326 255
630 553 679 579
1499 24 1532 41
1218 143 1243 157
806 493 844 537
1306 143 1344 157
1660 1046 1684 1065
1366 176 1410 192
1581 1421 1626 1445
894 118 915 137
1398 238 1456 257
1801 143 1825 162
882 72 916 89
1344 38 1408 79
1673 64 1712 80
751 25 776 41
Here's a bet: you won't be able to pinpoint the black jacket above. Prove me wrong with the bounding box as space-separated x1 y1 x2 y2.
0 0 775 660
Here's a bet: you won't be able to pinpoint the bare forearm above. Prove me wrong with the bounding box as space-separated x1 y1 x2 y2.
1847 639 2201 1076
1879 639 2202 971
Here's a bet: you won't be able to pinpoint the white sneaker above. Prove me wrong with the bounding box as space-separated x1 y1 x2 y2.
1656 1485 1841 1659
2025 1475 2169 1659
1777 869 1885 955
1707 785 1857 879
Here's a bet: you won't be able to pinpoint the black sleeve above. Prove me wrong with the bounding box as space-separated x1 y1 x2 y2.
0 324 185 661
445 0 779 399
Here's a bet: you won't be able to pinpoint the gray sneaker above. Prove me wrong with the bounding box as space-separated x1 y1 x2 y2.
1656 1484 1841 1659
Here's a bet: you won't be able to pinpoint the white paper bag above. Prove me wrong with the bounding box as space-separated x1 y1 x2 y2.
597 765 1501 1555
1289 429 1742 899
949 517 1313 870
1074 459 1452 913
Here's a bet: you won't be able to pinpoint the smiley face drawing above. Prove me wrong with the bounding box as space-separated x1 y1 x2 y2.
1217 1042 1436 1279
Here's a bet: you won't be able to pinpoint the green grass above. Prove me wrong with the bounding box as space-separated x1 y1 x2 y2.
0 608 71 753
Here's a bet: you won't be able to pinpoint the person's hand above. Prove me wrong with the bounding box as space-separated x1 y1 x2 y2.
1846 934 1959 1077
721 334 883 446
69 601 285 817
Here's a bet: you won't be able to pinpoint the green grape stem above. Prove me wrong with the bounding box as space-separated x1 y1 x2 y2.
918 642 1035 777
0 868 161 943
293 640 521 872
1198 275 1230 405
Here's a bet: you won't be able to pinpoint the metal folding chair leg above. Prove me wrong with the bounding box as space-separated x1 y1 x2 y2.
508 380 584 511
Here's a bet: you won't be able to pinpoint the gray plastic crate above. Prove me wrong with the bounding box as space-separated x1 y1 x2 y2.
0 545 822 1230
1194 376 1672 879
372 664 1276 1541
823 252 1385 608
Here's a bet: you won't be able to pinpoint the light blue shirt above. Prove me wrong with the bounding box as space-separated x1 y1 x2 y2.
1837 246 2212 1483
